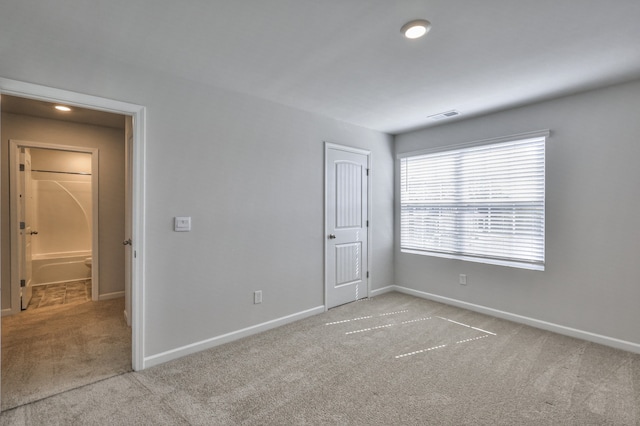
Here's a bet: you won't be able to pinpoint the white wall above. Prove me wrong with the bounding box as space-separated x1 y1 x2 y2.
140 82 394 357
394 79 640 346
0 54 394 359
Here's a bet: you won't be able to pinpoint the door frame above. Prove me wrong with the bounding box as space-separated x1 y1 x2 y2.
9 140 100 312
0 77 146 372
324 142 372 310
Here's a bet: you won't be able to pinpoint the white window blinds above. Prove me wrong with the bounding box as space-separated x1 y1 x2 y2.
400 132 547 270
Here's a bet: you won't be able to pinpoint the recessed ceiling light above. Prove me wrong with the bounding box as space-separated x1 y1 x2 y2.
401 19 432 39
54 105 71 112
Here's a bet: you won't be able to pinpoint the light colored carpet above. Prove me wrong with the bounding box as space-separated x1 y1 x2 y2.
1 297 131 410
1 292 639 425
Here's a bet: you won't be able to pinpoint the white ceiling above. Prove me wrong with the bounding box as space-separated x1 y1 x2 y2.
3 0 640 134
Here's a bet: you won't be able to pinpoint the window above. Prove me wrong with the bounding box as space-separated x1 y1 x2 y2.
399 131 547 270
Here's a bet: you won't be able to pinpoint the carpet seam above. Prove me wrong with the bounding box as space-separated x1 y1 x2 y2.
1 369 133 413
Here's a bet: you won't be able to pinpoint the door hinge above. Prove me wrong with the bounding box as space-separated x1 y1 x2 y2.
20 279 26 287
366 168 369 176
20 221 25 230
366 220 369 227
20 163 25 172
366 271 370 279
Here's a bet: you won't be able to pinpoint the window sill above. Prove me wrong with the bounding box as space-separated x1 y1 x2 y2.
400 249 545 271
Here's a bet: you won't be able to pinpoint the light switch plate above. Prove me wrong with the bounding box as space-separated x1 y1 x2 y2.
174 216 191 232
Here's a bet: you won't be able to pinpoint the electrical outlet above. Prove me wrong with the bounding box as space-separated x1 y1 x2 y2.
459 274 467 285
174 216 191 232
254 290 262 304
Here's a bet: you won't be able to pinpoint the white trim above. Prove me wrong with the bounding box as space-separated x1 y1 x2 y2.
131 104 147 371
367 152 373 300
400 249 545 271
8 142 21 315
144 305 325 368
370 285 396 297
391 285 640 355
0 77 147 372
0 79 144 116
324 142 372 311
325 142 371 156
91 147 100 300
396 129 550 159
98 291 125 301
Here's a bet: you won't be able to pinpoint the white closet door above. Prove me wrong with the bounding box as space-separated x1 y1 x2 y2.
325 144 369 309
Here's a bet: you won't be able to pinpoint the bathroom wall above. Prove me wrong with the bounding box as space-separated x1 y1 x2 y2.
30 149 93 257
1 112 125 308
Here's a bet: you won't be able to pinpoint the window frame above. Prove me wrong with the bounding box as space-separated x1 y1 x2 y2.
397 130 549 271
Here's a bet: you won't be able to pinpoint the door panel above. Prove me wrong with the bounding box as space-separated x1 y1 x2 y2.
335 162 362 229
325 145 369 309
335 242 362 285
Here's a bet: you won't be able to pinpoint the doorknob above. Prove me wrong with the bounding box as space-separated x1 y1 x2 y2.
123 239 132 246
328 234 336 239
30 231 38 235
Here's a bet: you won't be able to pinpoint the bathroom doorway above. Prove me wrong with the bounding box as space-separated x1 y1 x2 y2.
0 87 143 409
9 142 99 312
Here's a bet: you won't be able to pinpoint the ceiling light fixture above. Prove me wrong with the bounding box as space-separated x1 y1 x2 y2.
54 105 71 112
401 19 432 39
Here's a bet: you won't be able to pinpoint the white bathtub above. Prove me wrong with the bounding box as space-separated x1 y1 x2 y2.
32 251 92 286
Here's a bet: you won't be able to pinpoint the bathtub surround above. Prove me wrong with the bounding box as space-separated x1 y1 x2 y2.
0 292 638 424
31 252 92 287
27 149 94 290
0 297 131 410
30 150 92 254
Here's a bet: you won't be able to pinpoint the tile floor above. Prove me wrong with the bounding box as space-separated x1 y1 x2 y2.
27 280 92 309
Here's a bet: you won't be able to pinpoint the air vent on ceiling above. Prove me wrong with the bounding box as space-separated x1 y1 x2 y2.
428 110 460 121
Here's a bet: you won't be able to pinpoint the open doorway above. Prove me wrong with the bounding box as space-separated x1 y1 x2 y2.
9 143 99 312
0 82 145 409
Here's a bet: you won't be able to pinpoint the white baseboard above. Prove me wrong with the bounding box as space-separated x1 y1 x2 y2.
370 285 395 297
1 308 15 317
98 291 125 301
392 285 640 355
144 305 326 368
